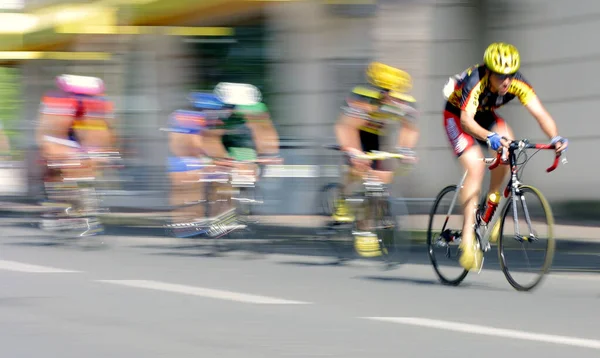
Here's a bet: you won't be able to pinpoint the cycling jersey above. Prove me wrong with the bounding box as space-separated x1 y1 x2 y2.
342 85 417 135
40 91 113 145
167 109 207 135
40 91 113 133
443 64 536 157
446 64 536 115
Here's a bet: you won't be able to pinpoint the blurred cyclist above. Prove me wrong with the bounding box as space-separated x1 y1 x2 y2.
333 62 419 223
36 74 115 234
36 75 110 202
442 42 568 271
164 106 212 229
189 82 281 236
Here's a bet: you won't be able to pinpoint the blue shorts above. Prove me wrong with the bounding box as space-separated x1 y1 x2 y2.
167 156 208 173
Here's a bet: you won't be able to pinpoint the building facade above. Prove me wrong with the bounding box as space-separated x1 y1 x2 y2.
8 0 598 212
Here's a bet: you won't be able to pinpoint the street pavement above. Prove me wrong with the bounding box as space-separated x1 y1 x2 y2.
1 219 600 357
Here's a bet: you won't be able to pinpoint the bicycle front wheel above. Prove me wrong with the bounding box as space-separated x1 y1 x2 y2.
498 185 555 291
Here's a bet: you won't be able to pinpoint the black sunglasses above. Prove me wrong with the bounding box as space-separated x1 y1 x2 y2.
491 72 516 81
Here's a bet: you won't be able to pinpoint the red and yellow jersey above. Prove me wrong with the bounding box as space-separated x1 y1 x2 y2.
40 91 114 130
446 64 536 114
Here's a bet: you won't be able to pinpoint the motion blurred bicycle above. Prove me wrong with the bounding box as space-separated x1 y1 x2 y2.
320 144 413 267
165 153 281 254
39 148 123 241
427 138 566 291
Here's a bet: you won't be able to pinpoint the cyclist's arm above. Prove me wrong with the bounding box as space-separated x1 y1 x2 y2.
460 110 490 141
245 112 280 155
336 92 375 152
459 79 490 141
524 96 558 139
385 94 420 149
201 128 230 159
396 119 419 149
335 113 363 152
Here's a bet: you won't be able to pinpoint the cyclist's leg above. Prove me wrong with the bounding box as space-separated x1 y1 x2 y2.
333 130 376 222
201 129 232 217
443 110 484 270
168 156 206 224
488 114 513 195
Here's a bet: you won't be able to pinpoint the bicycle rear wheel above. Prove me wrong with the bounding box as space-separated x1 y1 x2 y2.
427 185 469 285
498 185 555 291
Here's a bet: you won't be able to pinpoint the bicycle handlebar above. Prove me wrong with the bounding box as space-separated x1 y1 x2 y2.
212 156 282 166
323 144 407 161
488 140 562 173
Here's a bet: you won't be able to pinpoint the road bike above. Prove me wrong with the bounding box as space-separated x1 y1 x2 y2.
427 139 565 291
320 144 412 267
39 150 122 246
165 155 281 254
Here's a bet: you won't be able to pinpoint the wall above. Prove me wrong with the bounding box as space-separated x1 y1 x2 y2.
367 0 481 198
483 0 600 201
263 1 375 214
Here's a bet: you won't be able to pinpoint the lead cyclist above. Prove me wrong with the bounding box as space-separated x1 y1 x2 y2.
442 42 568 271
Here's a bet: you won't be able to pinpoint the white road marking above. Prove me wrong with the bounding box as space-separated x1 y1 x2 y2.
0 260 81 273
97 279 311 305
362 317 600 350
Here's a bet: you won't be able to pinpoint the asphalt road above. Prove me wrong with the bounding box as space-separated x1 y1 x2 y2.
1 220 600 358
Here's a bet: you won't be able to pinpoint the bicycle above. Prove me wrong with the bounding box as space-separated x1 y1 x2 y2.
38 150 121 244
320 144 412 267
165 155 280 254
427 139 565 291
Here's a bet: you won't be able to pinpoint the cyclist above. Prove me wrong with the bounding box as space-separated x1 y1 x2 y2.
36 74 112 233
164 106 212 229
36 75 105 195
442 42 568 271
333 62 419 223
189 83 282 236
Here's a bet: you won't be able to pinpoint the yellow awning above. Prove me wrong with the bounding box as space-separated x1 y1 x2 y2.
0 0 292 51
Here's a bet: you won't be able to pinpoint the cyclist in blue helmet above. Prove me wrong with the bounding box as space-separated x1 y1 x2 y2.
164 97 215 231
186 84 282 237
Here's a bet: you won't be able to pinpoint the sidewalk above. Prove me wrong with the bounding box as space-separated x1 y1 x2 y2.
1 200 599 242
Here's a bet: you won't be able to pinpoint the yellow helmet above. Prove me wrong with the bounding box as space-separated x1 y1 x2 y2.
483 42 520 75
366 62 412 92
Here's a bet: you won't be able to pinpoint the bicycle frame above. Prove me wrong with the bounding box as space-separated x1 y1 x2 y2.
442 140 561 251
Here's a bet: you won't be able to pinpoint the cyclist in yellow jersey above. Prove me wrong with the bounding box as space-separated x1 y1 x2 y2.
334 62 419 222
442 43 568 271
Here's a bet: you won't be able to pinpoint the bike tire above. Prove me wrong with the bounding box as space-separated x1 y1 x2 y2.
498 185 555 291
427 185 469 286
320 182 344 216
